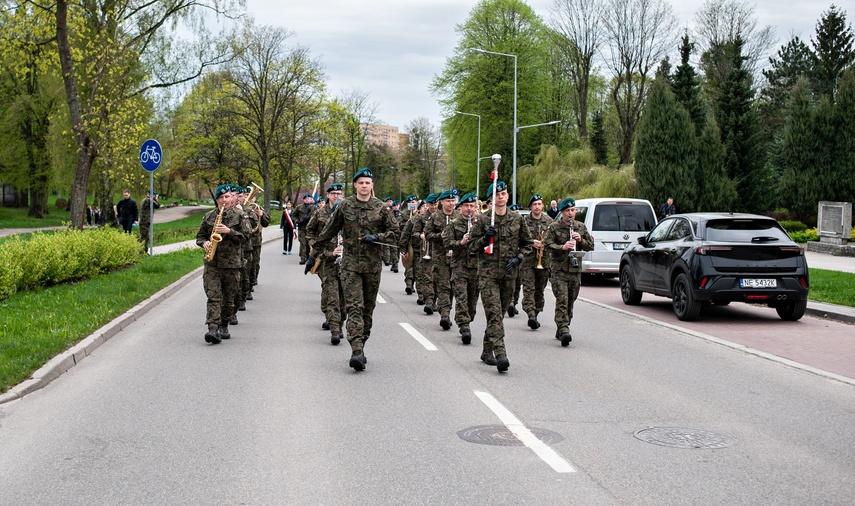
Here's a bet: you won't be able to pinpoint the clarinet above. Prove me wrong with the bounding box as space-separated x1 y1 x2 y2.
568 217 579 268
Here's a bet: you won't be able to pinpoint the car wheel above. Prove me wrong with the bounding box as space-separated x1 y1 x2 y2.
672 273 701 321
776 299 807 321
620 265 642 305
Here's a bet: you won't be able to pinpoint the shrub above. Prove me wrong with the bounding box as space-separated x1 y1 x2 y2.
55 198 68 210
788 228 818 243
779 220 808 232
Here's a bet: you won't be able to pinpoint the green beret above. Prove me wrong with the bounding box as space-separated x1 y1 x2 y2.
484 181 507 200
438 189 456 200
424 193 439 204
215 184 230 199
455 192 477 208
353 167 373 182
392 200 400 207
558 197 576 212
327 183 343 192
509 203 522 211
383 196 393 202
528 193 542 207
404 194 418 203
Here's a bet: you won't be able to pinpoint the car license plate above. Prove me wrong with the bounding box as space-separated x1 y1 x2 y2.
612 242 629 250
740 278 777 288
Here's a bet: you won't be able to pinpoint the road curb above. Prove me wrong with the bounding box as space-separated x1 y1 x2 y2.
805 303 855 324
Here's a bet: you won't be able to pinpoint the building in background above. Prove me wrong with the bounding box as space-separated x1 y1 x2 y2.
361 123 401 150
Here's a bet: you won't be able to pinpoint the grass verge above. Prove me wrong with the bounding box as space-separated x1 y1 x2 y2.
0 248 202 394
0 206 69 228
809 268 855 307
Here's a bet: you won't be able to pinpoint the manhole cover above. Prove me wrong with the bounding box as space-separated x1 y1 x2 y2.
458 425 564 446
634 427 736 449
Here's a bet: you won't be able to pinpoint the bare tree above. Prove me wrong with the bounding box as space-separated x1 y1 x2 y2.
601 0 677 164
340 88 379 186
548 0 605 140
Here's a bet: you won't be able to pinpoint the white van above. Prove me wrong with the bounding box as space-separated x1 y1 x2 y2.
572 198 657 280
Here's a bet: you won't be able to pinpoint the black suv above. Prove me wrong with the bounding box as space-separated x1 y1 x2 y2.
619 213 810 321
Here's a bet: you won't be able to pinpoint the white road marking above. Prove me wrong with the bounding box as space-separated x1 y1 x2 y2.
474 390 575 474
377 294 386 304
399 323 437 351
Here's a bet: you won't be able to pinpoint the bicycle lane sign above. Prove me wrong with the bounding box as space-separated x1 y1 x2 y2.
140 139 162 172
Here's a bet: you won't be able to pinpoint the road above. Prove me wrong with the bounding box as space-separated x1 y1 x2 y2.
1 241 854 504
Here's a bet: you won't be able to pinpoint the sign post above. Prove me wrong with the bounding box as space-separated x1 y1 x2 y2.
139 139 162 256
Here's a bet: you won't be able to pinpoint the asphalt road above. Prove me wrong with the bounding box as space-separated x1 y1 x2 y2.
1 241 854 504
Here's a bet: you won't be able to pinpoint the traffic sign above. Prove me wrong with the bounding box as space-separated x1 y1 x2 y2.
139 139 162 172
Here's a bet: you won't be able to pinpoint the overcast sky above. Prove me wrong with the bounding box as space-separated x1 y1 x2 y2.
243 0 837 130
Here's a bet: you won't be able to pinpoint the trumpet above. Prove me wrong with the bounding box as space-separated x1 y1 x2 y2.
422 234 431 260
536 230 545 270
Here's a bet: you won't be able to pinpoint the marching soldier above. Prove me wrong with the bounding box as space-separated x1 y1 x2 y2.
413 193 438 310
139 190 160 252
382 196 395 269
305 183 346 344
543 197 594 346
235 187 257 316
442 192 480 344
467 181 533 372
196 184 246 344
293 194 316 264
314 168 399 371
507 203 523 317
398 195 420 294
248 188 270 291
423 189 459 330
521 194 553 330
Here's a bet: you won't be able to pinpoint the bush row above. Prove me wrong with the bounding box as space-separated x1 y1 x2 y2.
0 227 141 301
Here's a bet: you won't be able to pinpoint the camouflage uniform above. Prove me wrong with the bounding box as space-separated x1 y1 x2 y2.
543 218 594 339
521 213 553 321
306 204 346 336
293 202 316 262
196 205 245 328
382 209 400 271
313 196 399 353
237 205 257 309
138 195 160 251
424 208 460 322
397 214 419 294
442 213 480 340
412 210 435 307
468 210 533 360
250 205 270 286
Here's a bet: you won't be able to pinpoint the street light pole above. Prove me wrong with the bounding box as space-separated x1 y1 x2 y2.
454 111 481 198
468 47 517 205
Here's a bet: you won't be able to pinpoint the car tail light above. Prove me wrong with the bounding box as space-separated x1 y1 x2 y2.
799 276 809 289
699 277 710 288
696 246 732 255
746 295 770 300
780 246 805 256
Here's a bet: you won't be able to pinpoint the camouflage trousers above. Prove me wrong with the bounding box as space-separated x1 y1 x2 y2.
251 245 262 285
203 264 241 326
433 255 454 317
451 265 479 331
550 271 582 336
512 273 522 306
403 253 415 289
416 255 435 304
139 222 151 252
478 273 517 356
520 262 550 317
320 260 345 333
298 232 310 261
239 250 253 302
341 269 381 352
382 245 399 268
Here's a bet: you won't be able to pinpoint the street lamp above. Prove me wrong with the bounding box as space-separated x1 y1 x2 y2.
454 111 481 198
468 47 517 205
517 120 561 132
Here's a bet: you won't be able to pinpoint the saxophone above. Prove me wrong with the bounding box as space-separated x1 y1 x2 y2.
204 205 225 262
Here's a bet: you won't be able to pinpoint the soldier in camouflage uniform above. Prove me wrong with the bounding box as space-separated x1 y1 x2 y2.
293 194 316 264
521 194 553 330
314 168 399 371
467 181 533 372
442 192 480 344
424 189 459 330
305 183 346 345
507 203 524 317
397 195 420 295
139 190 160 253
235 187 258 315
543 197 594 346
248 189 270 290
381 196 395 268
197 184 246 344
412 193 438 309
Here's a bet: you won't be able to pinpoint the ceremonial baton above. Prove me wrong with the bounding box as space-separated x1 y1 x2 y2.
485 153 500 255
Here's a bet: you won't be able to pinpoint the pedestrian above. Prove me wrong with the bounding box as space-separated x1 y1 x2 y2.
521 193 553 330
196 184 246 344
85 204 93 226
547 199 559 219
424 189 460 331
313 168 400 371
659 196 676 219
467 180 533 372
442 192 480 344
543 197 594 346
305 183 346 345
115 189 138 233
281 202 296 254
93 205 102 226
293 194 316 264
139 190 160 251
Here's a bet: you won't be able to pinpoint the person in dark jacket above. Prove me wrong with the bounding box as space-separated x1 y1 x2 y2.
659 197 676 219
115 189 138 233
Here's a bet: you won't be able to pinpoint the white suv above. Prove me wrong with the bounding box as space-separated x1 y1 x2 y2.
573 198 657 280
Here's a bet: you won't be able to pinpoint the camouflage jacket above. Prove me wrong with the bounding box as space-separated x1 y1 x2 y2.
524 213 554 269
424 209 460 262
293 203 316 229
468 209 533 279
196 206 245 269
235 205 257 252
139 197 160 225
442 214 479 272
543 218 594 274
397 217 420 253
306 204 338 259
314 196 399 273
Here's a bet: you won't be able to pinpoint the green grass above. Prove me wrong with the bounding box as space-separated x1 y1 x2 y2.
151 209 210 245
809 268 855 307
0 206 69 228
0 248 202 393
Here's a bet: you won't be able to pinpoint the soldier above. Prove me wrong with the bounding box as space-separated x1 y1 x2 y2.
398 194 420 294
248 188 270 290
293 194 316 264
382 196 395 268
196 184 246 344
543 197 594 346
507 203 523 317
388 199 401 273
413 193 438 310
442 192 480 344
305 183 346 344
314 168 399 371
467 181 533 372
139 190 160 252
521 194 553 330
424 189 459 330
235 187 257 315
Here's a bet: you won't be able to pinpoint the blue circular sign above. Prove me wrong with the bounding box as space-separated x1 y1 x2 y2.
139 139 162 172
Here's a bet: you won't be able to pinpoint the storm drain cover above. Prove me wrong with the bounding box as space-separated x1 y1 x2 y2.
634 427 736 449
458 425 564 447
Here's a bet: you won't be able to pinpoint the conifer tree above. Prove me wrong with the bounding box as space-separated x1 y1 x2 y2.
590 110 608 165
760 36 814 134
832 70 855 202
635 79 697 211
694 115 736 212
673 33 705 130
779 78 821 223
811 4 855 99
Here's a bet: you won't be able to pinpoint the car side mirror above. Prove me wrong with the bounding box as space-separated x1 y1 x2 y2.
637 236 648 246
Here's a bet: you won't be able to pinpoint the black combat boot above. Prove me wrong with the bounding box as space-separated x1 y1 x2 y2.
440 316 451 330
496 354 510 372
349 350 366 371
527 315 540 330
391 265 398 273
322 321 330 330
405 285 414 295
416 296 425 305
330 331 342 346
460 328 472 345
238 301 246 311
507 304 517 317
424 303 434 315
230 315 239 325
560 332 572 347
245 293 253 301
481 349 497 366
218 324 231 340
205 324 221 344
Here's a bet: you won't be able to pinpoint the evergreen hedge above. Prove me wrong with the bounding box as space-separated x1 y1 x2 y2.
0 228 141 301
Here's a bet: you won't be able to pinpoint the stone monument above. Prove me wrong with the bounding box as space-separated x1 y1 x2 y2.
807 201 854 256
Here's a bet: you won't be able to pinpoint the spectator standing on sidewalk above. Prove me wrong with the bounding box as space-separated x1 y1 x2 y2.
115 189 138 233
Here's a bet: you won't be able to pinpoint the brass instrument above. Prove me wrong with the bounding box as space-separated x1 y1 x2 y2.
402 239 414 269
422 233 431 260
309 253 323 275
446 215 453 257
203 205 226 262
536 230 545 270
243 182 264 206
479 200 489 213
334 232 343 275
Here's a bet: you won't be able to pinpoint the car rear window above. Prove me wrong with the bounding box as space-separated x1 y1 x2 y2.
704 219 791 242
590 204 656 232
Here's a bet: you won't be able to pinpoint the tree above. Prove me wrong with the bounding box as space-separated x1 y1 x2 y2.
601 0 677 164
811 4 855 99
672 33 706 130
634 79 697 210
589 109 608 165
694 115 736 211
340 88 378 191
779 78 821 222
760 36 815 134
833 70 855 203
